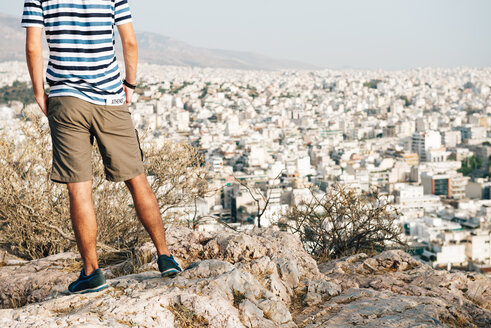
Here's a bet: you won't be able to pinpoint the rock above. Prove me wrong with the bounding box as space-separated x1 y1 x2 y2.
304 279 341 306
239 299 275 328
0 252 80 309
0 229 490 327
311 250 491 327
0 249 26 265
301 288 451 328
182 259 235 279
276 258 300 289
466 276 491 309
257 298 292 325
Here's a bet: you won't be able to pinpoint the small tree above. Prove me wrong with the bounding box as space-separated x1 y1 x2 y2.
282 184 405 262
234 170 283 228
458 155 482 176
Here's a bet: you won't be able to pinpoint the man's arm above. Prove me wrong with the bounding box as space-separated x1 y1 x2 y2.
25 27 47 116
118 23 138 105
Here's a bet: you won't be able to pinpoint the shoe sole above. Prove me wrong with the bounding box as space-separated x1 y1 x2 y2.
69 283 109 294
161 268 181 278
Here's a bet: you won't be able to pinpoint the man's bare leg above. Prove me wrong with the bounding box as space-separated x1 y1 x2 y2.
125 173 171 256
67 180 99 276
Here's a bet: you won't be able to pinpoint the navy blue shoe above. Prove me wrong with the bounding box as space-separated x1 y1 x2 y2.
68 268 108 294
157 254 182 277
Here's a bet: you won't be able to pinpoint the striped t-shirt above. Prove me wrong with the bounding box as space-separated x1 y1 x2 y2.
21 0 132 106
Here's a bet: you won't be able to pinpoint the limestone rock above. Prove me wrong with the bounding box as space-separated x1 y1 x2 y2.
304 279 341 306
0 228 490 327
0 252 79 309
307 249 491 327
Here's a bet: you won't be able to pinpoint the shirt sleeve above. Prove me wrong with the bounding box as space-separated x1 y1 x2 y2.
21 0 44 28
115 0 133 26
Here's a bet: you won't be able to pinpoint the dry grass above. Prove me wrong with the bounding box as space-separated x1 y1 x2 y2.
60 260 82 273
289 286 307 314
116 319 136 327
52 305 77 316
0 251 6 268
0 108 212 260
438 313 472 328
232 288 246 307
169 303 210 328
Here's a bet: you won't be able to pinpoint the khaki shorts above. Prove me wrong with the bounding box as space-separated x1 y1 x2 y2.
47 96 145 183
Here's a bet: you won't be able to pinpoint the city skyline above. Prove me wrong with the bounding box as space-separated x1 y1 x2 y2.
3 0 491 70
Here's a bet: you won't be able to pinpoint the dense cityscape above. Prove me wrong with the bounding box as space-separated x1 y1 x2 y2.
1 61 490 275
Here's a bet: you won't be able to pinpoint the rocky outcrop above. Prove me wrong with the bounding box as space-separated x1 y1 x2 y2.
309 251 491 327
0 227 490 327
0 252 79 309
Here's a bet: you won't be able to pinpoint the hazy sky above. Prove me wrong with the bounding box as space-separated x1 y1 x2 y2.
4 0 491 69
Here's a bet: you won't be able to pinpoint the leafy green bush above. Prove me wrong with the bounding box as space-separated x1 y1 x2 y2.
458 155 482 176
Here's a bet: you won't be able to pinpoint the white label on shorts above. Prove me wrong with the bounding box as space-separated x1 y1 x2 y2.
106 95 126 106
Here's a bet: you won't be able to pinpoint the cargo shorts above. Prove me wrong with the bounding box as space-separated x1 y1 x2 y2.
47 96 145 184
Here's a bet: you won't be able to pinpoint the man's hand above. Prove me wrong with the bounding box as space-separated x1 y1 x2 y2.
35 92 48 116
123 85 134 105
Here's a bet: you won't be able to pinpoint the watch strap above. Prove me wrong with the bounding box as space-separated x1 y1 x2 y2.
123 79 136 90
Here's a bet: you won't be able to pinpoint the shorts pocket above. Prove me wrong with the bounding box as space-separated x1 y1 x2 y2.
134 129 144 161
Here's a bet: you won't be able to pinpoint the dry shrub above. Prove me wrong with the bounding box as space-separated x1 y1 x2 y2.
0 112 71 259
0 107 209 260
283 185 405 262
145 137 209 223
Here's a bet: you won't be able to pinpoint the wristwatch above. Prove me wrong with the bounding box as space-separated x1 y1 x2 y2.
123 79 136 90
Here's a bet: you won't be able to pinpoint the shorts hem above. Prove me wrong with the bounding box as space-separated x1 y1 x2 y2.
50 174 93 184
106 169 145 182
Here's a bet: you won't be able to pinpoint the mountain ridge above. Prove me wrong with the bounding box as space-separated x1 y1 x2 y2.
0 13 317 71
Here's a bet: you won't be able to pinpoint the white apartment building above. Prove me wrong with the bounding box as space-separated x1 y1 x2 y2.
394 184 442 213
420 170 469 200
432 244 467 267
460 126 487 144
248 145 267 167
176 110 190 132
411 131 442 162
209 156 224 173
420 228 467 268
442 130 461 147
296 156 313 177
427 148 449 162
408 216 462 243
466 231 491 266
449 172 470 200
421 172 450 197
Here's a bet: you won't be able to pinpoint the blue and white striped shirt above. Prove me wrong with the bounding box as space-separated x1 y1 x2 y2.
21 0 132 106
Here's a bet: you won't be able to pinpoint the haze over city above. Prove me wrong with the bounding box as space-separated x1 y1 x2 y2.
2 0 491 69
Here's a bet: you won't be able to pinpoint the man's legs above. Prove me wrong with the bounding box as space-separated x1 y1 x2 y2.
125 173 171 257
67 180 99 276
67 174 171 277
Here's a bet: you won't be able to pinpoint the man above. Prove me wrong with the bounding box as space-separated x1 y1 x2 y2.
22 0 181 294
